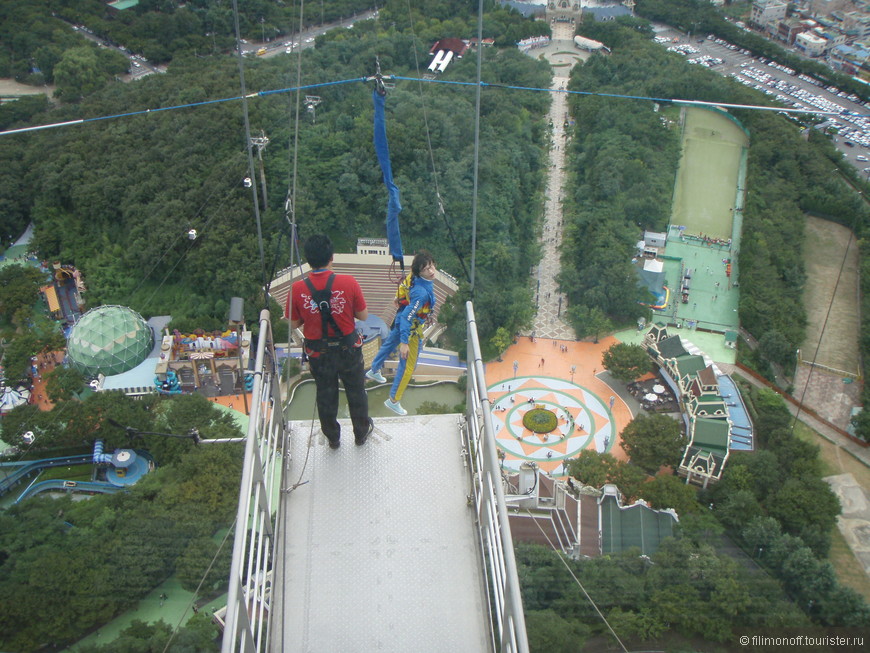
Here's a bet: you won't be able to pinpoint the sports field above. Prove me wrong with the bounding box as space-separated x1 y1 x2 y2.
651 107 748 335
671 108 748 241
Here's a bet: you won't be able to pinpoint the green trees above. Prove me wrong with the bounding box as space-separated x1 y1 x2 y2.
0 263 45 327
44 365 86 402
855 250 870 441
0 0 383 81
702 385 869 626
638 473 702 515
516 537 810 650
740 517 870 627
6 25 549 354
601 342 651 382
53 47 117 102
566 305 612 343
489 326 513 361
619 413 684 474
566 450 647 500
0 394 243 650
562 17 867 380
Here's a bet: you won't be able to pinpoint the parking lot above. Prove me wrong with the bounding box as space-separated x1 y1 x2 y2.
654 26 870 170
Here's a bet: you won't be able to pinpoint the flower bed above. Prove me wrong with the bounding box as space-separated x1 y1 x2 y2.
523 407 558 434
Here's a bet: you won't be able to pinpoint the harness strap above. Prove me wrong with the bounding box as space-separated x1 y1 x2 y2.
303 273 348 353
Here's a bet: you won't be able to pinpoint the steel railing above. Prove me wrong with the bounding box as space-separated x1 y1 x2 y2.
220 303 527 652
220 309 287 653
465 301 529 653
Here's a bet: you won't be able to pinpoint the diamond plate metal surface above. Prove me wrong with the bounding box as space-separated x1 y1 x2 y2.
272 414 491 653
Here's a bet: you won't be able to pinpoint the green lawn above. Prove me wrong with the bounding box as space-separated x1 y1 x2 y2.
670 108 748 240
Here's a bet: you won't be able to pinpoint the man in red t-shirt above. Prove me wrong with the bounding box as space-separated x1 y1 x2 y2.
288 235 372 447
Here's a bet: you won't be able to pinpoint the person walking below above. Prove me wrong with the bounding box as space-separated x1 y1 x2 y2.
288 235 372 447
367 251 437 416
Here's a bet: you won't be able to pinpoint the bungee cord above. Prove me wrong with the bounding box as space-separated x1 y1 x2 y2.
4 15 862 646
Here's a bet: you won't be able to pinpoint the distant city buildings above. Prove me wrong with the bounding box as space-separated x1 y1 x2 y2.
751 0 789 30
750 0 870 73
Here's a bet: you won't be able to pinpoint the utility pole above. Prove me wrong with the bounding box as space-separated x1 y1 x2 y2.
229 297 249 416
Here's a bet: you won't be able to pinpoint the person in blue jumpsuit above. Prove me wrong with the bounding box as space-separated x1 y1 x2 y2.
367 251 437 416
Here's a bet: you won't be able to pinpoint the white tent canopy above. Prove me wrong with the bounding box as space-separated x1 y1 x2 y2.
0 385 31 414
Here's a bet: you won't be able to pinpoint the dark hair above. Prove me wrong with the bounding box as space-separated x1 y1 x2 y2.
411 250 435 277
303 235 334 269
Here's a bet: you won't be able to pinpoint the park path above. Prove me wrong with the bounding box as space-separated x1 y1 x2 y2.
718 362 870 468
526 19 586 342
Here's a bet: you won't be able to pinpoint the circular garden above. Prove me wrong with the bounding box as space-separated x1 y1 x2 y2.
522 406 558 434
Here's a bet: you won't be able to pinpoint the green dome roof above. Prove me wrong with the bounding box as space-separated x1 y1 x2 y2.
68 306 153 377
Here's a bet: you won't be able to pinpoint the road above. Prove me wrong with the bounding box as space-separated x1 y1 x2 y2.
244 10 376 60
63 10 377 82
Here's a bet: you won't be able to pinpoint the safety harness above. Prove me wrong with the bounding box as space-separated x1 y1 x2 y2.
391 272 433 330
303 273 357 353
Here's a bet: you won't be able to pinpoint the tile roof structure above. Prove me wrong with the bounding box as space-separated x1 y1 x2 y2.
504 468 678 557
643 324 754 486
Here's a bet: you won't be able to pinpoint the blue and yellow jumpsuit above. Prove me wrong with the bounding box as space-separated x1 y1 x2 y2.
371 275 435 402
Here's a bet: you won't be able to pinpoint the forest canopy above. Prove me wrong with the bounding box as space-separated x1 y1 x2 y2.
1 13 551 348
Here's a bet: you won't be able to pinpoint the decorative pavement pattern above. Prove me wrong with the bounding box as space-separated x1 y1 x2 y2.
487 372 619 477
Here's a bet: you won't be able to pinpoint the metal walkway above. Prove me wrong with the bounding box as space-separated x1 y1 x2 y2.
220 303 528 653
271 415 490 652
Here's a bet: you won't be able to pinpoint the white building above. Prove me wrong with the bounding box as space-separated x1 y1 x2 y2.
796 30 829 56
751 0 788 29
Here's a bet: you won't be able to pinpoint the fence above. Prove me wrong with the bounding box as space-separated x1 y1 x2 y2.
465 301 530 653
220 309 287 652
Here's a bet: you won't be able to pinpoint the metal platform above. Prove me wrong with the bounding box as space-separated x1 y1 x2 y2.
271 414 491 653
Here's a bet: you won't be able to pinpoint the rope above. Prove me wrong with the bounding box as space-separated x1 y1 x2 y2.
525 508 629 653
0 79 366 136
402 0 472 284
4 75 859 138
469 0 484 296
791 168 863 430
160 517 238 653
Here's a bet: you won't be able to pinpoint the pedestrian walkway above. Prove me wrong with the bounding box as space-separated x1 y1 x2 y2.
482 21 626 474
718 362 870 469
523 20 588 341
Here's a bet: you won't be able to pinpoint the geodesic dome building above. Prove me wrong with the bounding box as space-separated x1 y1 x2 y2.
67 305 153 377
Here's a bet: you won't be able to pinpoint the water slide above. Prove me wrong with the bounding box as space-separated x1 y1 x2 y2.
0 454 92 497
13 479 123 504
93 439 113 464
0 439 116 501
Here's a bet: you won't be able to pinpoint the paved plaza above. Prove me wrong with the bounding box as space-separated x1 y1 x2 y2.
486 336 632 477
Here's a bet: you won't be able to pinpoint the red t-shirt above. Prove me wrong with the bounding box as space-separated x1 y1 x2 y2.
288 271 367 340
